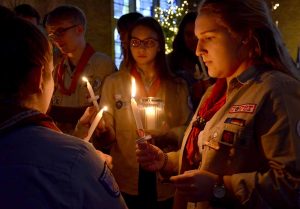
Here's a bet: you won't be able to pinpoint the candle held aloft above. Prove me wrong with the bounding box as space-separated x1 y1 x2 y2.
84 106 108 141
82 76 99 110
131 77 144 130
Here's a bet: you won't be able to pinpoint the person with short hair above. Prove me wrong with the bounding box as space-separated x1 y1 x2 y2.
0 15 127 209
45 5 117 134
136 0 300 209
14 3 40 25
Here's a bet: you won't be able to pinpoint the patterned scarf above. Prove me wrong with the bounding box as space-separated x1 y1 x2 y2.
185 78 227 167
0 104 61 135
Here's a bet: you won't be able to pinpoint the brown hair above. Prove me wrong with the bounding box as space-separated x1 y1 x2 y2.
125 17 169 80
46 5 86 30
198 0 300 80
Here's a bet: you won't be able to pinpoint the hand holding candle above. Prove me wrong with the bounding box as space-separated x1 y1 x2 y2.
82 76 100 110
84 106 108 141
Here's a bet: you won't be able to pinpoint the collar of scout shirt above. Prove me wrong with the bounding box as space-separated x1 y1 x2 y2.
237 65 261 83
229 66 261 88
227 65 262 94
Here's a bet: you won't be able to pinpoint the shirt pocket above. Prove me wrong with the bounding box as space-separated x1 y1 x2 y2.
220 123 248 148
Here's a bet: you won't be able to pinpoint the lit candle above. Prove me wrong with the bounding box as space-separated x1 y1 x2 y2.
84 106 108 141
145 106 156 130
82 76 99 110
131 77 144 130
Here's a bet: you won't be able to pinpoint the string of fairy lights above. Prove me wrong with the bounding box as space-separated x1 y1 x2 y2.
154 0 189 54
271 1 280 26
154 1 280 54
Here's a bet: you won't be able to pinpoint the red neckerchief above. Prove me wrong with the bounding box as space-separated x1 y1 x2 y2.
0 104 61 135
130 67 161 97
56 43 95 95
185 79 227 168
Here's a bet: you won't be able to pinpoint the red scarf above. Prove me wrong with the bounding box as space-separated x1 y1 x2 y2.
185 78 227 167
56 43 95 95
130 67 161 97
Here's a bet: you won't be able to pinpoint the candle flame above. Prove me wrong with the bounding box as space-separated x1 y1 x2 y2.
131 77 136 98
82 76 88 82
102 106 108 111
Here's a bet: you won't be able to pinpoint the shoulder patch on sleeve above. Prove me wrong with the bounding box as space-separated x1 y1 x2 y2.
98 162 120 198
297 121 300 137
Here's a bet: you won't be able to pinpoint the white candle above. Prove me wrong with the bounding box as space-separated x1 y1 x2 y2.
131 77 144 130
84 106 108 141
145 106 156 130
82 76 100 110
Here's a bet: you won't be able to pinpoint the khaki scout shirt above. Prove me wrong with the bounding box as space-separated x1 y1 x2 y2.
176 66 300 209
99 70 191 200
50 52 116 133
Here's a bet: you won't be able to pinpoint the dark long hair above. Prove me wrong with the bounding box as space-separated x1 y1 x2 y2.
198 0 300 80
172 11 197 55
125 17 169 80
169 11 198 73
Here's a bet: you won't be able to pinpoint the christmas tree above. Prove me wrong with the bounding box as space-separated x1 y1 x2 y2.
154 1 189 54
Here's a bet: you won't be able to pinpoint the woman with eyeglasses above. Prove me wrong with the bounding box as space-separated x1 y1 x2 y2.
80 17 191 209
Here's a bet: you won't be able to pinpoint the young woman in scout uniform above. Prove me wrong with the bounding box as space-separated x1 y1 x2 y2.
136 0 300 209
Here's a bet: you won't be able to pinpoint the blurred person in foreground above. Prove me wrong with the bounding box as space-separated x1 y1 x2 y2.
0 15 127 209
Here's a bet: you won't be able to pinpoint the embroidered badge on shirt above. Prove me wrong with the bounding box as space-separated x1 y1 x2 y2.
92 77 102 91
220 130 235 146
224 118 245 127
204 129 220 150
114 94 127 109
297 121 300 137
229 104 257 113
99 162 120 198
115 100 123 109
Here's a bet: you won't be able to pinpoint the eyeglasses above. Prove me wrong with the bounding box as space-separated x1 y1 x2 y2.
48 24 79 40
130 38 158 48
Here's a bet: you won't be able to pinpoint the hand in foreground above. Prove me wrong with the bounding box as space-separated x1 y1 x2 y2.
74 106 98 138
136 142 165 172
170 169 218 202
96 150 113 169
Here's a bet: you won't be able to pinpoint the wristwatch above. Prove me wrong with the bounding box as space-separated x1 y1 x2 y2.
212 175 226 199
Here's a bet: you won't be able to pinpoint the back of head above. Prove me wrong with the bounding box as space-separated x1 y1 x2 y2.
198 0 300 80
117 12 143 32
0 5 14 21
0 16 51 99
172 11 197 53
46 5 86 29
14 3 40 25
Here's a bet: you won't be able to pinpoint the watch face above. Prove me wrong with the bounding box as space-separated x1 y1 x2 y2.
213 185 226 198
